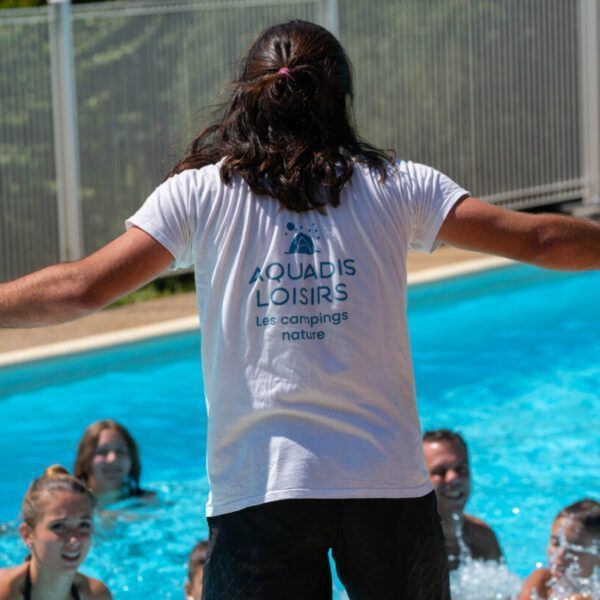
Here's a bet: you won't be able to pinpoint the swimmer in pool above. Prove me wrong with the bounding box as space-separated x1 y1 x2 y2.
423 429 503 570
184 540 208 600
74 420 155 505
520 499 600 599
0 465 111 600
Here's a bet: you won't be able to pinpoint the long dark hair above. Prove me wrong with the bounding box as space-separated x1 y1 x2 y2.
169 20 393 212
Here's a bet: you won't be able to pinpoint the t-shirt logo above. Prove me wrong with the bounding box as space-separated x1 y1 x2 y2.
285 222 320 255
248 220 354 338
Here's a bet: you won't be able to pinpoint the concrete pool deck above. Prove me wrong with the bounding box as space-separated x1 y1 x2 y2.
0 247 512 364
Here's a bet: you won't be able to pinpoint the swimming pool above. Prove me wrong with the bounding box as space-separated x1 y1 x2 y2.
0 263 598 598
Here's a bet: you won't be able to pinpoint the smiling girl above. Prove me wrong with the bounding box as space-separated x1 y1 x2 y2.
74 420 154 505
0 465 111 600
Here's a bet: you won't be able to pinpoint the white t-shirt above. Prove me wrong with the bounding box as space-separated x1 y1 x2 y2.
127 159 468 517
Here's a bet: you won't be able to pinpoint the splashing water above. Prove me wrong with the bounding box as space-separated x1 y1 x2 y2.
544 518 600 600
448 525 600 600
450 560 522 600
449 513 522 599
545 567 600 600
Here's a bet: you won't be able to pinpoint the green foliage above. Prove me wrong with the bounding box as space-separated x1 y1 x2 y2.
0 1 44 7
111 272 195 306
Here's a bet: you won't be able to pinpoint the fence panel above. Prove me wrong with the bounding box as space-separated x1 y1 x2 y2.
72 0 321 253
341 0 583 209
0 9 59 281
0 0 593 279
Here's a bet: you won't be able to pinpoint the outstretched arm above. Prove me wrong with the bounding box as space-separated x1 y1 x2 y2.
438 197 600 271
0 227 174 328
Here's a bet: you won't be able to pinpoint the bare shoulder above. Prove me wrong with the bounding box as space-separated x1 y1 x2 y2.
519 568 551 599
0 564 27 600
463 513 482 525
463 514 503 560
75 574 112 600
464 513 495 532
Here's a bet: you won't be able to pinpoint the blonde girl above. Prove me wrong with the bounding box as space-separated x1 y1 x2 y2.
0 465 111 600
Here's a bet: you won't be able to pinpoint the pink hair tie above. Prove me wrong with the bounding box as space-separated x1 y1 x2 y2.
278 67 293 80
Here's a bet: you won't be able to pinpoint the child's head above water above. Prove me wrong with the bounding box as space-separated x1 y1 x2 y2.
548 499 600 579
185 540 208 600
74 419 142 499
22 465 95 528
19 464 96 571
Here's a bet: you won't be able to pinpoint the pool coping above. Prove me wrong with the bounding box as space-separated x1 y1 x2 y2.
0 256 512 368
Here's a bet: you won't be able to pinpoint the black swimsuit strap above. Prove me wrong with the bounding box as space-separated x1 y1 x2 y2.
71 584 81 600
23 565 32 600
24 564 81 600
72 584 81 600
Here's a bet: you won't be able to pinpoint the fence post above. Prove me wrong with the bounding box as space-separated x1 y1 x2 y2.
318 0 339 37
579 0 600 205
48 0 83 261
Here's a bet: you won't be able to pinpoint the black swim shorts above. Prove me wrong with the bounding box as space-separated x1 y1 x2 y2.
202 491 450 600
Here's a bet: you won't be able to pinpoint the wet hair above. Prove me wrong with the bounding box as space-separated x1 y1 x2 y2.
187 540 209 582
169 19 394 212
423 429 469 457
22 465 95 528
556 499 600 540
74 419 142 496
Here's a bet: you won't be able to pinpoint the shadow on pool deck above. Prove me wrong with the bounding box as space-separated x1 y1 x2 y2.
0 247 484 354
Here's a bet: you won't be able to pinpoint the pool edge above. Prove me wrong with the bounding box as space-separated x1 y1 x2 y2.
0 256 511 367
0 315 199 367
407 256 514 286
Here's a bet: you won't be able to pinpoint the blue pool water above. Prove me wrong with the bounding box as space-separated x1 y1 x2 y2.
0 264 598 598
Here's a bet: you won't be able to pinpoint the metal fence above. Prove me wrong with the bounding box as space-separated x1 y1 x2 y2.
1 0 599 280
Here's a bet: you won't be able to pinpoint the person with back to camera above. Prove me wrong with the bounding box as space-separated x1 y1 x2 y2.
74 419 155 505
520 499 600 600
423 429 503 570
1 19 600 599
0 465 111 600
184 540 208 600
